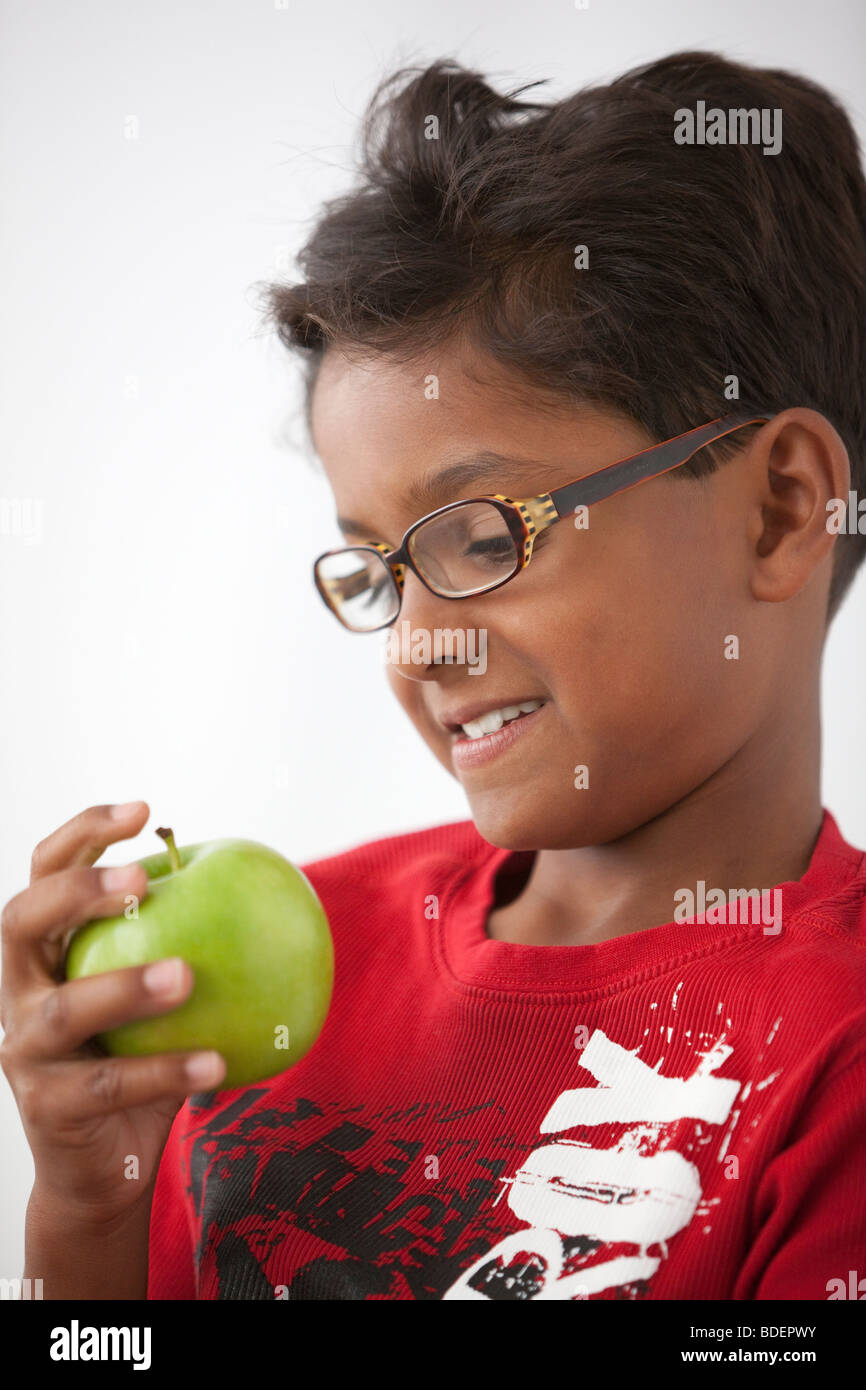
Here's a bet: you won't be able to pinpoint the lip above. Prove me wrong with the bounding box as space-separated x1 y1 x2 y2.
449 701 549 770
438 696 549 733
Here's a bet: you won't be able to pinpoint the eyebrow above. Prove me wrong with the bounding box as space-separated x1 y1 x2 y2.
335 450 545 539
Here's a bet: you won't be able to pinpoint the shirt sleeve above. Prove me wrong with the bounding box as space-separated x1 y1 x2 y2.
734 1047 866 1300
147 1102 198 1300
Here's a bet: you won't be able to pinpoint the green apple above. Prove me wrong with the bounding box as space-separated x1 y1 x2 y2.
64 826 334 1090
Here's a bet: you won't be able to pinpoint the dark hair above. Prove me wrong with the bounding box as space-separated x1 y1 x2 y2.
260 50 866 614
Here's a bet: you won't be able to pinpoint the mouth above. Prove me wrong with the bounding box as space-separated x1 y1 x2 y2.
439 697 550 771
442 697 548 742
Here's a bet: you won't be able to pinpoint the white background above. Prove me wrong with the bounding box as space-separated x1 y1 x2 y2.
1 0 864 1275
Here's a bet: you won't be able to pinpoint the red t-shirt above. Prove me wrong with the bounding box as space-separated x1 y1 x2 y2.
148 809 866 1300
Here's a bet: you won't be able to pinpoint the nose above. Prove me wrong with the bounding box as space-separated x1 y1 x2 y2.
384 571 486 683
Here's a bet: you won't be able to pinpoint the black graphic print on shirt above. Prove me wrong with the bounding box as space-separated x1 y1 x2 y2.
184 1027 747 1300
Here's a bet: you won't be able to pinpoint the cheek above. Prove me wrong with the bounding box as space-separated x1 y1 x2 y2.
384 660 412 710
385 663 458 774
529 531 739 747
385 660 440 730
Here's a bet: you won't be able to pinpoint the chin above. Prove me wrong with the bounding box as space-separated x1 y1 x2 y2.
465 782 662 851
464 795 594 852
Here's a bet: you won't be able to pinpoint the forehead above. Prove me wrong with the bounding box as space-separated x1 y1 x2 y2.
309 341 619 468
310 340 546 452
307 342 644 538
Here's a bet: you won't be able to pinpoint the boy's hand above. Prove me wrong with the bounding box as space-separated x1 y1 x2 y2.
0 801 225 1226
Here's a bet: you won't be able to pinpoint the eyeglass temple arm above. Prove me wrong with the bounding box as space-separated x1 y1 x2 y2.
549 411 770 516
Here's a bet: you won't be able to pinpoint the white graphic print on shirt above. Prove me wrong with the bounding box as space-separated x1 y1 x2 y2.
443 1027 743 1300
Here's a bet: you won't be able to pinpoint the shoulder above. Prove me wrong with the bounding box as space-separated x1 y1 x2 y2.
745 809 866 1055
297 818 496 909
784 808 866 960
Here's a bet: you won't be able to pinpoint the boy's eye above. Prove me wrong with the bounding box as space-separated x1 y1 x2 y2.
463 534 517 569
360 574 390 607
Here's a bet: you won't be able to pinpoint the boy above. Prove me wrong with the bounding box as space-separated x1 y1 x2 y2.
4 49 866 1301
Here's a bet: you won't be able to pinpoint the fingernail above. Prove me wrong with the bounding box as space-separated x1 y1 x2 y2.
185 1052 225 1086
102 864 141 891
111 801 146 819
143 958 186 995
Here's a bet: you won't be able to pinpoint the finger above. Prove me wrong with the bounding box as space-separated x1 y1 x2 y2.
1 862 150 993
18 1049 227 1127
16 960 195 1060
29 802 150 883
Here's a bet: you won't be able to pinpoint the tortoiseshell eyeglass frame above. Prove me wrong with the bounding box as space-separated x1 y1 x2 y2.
314 408 770 632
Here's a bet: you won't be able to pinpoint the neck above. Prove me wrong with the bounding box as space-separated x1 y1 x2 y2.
486 693 823 947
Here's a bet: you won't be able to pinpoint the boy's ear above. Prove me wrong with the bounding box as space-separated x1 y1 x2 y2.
748 408 850 605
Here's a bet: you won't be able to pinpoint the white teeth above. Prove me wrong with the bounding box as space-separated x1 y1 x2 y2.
460 699 544 740
477 710 503 735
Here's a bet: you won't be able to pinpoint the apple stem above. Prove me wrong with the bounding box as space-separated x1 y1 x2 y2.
155 826 181 874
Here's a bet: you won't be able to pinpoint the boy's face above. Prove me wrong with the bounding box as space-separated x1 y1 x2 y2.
310 338 766 850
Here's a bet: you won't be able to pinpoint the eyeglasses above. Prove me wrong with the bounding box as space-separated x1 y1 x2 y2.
313 409 770 632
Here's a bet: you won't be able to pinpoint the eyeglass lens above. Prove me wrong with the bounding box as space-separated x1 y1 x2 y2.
408 502 518 596
317 548 400 631
317 501 520 631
